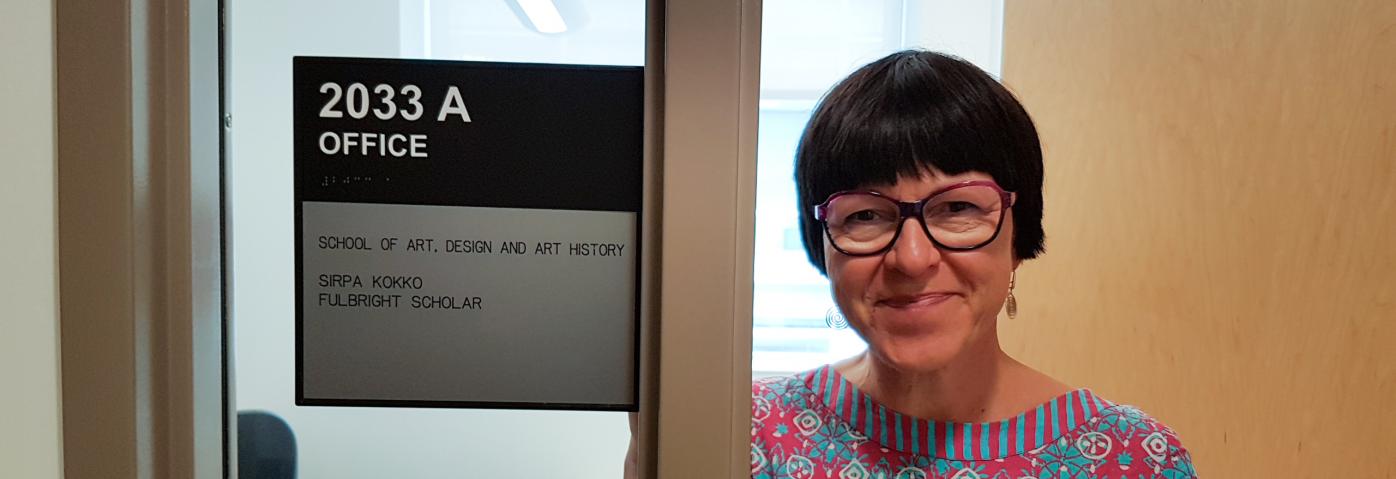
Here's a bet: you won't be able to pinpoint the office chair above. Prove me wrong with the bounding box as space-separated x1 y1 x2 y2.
237 410 296 479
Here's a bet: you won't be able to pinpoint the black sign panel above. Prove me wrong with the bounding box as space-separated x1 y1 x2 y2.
295 57 643 209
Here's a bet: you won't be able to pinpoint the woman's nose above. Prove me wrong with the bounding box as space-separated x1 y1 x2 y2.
883 218 941 276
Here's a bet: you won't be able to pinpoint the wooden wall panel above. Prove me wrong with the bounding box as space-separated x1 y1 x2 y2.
1001 1 1396 476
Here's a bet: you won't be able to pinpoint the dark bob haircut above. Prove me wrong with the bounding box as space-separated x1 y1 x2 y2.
796 50 1045 274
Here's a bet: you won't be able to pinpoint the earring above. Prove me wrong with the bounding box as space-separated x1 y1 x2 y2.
1006 271 1018 320
825 307 848 329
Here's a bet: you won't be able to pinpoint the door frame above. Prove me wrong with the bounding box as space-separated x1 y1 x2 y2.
648 0 761 477
56 0 223 476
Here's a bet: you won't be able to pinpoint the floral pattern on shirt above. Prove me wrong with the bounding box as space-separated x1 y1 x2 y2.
751 366 1197 479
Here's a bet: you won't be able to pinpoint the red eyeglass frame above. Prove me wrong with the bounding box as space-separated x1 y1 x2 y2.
812 180 1015 256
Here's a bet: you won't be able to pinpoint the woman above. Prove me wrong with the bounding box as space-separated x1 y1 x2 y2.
750 51 1197 478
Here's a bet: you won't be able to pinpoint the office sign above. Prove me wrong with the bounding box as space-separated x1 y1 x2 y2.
294 57 641 410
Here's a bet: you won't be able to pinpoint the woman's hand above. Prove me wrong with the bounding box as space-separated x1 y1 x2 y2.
623 412 638 479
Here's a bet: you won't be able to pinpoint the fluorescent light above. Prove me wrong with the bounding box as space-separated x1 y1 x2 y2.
516 0 568 34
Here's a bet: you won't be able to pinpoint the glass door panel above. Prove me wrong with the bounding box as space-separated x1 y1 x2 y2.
228 1 643 476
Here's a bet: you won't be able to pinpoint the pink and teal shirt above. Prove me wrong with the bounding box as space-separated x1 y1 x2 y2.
751 365 1197 479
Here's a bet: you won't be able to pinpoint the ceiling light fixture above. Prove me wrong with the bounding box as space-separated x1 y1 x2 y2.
514 0 568 34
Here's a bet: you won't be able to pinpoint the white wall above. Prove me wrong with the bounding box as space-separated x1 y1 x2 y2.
0 0 64 477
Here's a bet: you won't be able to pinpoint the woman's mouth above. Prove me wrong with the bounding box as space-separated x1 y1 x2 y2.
876 292 956 309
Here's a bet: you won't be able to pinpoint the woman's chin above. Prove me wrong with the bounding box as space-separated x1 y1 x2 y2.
869 335 964 374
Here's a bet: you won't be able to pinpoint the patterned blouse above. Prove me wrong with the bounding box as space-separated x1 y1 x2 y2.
751 365 1197 479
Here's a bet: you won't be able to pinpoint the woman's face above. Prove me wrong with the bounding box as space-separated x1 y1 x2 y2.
825 170 1016 374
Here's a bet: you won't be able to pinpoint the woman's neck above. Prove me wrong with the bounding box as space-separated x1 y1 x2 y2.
835 340 1070 423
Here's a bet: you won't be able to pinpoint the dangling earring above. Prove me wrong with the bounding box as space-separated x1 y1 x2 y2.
825 307 848 329
1006 271 1018 320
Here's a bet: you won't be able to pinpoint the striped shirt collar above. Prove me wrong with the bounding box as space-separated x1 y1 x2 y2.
800 364 1113 460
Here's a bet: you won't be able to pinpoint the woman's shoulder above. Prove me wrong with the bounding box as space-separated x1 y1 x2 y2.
1066 392 1198 477
1085 395 1190 443
750 368 833 439
750 370 817 409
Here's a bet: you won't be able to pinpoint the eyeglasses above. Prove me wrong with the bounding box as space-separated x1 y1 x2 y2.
813 180 1014 256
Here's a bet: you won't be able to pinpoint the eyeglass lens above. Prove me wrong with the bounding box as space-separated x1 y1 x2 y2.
824 185 1005 253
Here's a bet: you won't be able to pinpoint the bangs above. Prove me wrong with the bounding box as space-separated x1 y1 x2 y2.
802 53 1032 197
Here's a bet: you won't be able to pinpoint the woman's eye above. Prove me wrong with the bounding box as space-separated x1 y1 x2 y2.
946 201 980 213
846 210 884 222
